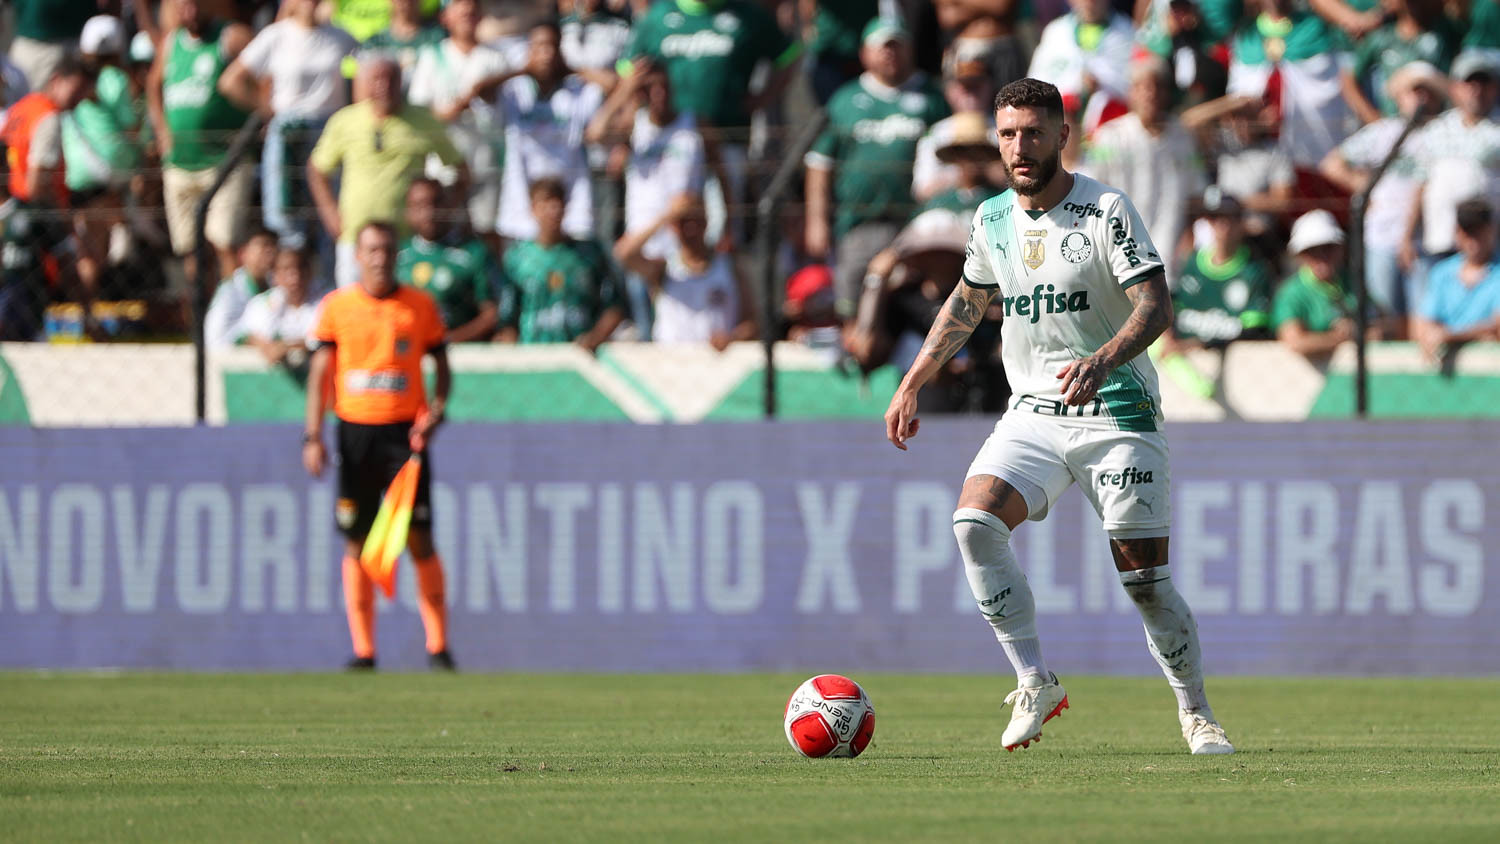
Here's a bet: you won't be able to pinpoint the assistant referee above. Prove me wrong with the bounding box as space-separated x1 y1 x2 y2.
303 221 455 670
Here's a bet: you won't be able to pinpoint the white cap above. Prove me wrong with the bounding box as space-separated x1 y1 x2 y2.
1287 210 1346 255
129 30 156 64
80 15 125 56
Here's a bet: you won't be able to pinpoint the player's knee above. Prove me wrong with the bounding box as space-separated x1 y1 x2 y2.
953 507 1012 557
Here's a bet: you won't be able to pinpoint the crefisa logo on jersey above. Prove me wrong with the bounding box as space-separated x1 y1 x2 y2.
998 283 1090 323
1109 215 1143 268
1063 201 1103 219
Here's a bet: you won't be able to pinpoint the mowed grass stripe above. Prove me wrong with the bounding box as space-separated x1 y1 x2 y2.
2 674 1498 843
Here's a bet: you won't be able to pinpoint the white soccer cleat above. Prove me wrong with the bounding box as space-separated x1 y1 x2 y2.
1180 710 1235 755
1002 673 1068 751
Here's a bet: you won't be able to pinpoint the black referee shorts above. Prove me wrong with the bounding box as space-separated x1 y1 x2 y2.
335 419 433 541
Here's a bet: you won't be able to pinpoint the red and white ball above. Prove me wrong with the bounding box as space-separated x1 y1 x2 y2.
783 674 876 758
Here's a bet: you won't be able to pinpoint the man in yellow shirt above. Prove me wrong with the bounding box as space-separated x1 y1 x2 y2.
308 58 467 287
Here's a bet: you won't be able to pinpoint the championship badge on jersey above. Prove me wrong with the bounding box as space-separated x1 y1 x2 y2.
1024 230 1046 270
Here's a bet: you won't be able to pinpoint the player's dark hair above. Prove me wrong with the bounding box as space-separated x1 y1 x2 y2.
528 177 567 202
994 78 1065 124
531 18 562 39
1456 198 1494 233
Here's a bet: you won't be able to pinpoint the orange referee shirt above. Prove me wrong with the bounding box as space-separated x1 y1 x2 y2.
313 284 446 425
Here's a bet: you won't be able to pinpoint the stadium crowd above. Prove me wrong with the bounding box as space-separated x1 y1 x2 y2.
2 0 1500 405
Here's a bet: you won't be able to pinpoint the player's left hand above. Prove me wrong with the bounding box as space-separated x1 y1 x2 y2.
1057 355 1109 406
410 408 443 453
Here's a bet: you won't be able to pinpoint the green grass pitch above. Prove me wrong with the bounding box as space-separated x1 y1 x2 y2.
3 673 1499 842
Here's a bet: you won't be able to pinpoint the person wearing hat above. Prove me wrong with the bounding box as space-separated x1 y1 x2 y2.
1272 209 1364 360
911 56 999 204
1321 60 1448 323
805 16 950 321
1167 189 1274 352
1412 197 1500 361
1348 0 1462 121
805 0 880 104
915 111 1006 218
64 16 146 199
1398 48 1500 310
845 207 1005 412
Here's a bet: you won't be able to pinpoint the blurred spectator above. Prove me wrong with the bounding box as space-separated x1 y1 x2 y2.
804 0 880 104
397 178 500 343
1401 50 1500 307
805 18 949 320
1182 92 1297 238
204 227 278 349
1349 0 1460 121
783 263 840 342
497 178 625 350
0 59 94 339
1165 190 1273 352
615 192 757 349
1027 0 1134 106
620 0 803 245
1137 0 1228 107
407 0 512 240
7 0 94 91
560 0 634 73
308 59 466 288
587 62 709 337
494 21 605 243
1086 56 1206 282
1466 0 1500 49
1321 61 1447 321
846 208 1006 412
1272 209 1357 360
1225 0 1361 178
1413 198 1500 361
149 0 255 281
330 0 442 43
220 0 358 249
363 0 446 86
241 245 321 370
64 17 144 198
912 58 998 204
916 112 1006 218
0 53 29 119
934 0 1029 94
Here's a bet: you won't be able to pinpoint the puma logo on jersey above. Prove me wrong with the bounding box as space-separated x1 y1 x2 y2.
999 284 1090 323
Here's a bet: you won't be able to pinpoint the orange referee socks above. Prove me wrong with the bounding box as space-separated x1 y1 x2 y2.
413 555 448 655
342 556 376 658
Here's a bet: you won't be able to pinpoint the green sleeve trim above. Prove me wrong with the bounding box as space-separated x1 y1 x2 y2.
775 42 804 69
962 277 997 289
1119 268 1162 290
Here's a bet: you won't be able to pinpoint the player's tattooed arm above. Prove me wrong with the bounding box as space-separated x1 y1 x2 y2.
917 281 998 370
1058 271 1172 406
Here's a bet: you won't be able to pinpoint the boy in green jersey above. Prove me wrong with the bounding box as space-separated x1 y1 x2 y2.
397 178 500 343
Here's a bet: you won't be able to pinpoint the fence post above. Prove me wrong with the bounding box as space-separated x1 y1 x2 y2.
191 114 266 424
753 109 828 419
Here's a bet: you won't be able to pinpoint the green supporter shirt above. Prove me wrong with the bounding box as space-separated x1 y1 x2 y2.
1232 11 1342 66
1271 267 1357 334
63 66 144 192
397 234 499 334
14 0 93 42
807 73 950 235
808 0 878 60
620 0 802 129
162 23 251 172
1467 0 1500 47
499 239 624 343
1355 20 1460 116
1173 246 1274 344
363 24 445 81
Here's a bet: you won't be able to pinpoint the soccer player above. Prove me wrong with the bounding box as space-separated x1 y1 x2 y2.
303 221 456 671
883 78 1234 755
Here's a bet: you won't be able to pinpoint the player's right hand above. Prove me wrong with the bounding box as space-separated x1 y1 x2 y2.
884 389 920 451
302 440 326 478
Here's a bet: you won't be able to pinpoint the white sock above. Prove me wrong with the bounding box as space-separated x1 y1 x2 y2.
953 508 1048 683
1118 565 1211 715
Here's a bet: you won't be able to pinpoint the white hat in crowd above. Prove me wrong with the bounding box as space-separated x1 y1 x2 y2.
79 15 125 56
129 31 156 65
1450 48 1500 82
1288 210 1346 255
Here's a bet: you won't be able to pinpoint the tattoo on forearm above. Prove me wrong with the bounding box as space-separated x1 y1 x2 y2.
1105 274 1172 367
919 284 994 367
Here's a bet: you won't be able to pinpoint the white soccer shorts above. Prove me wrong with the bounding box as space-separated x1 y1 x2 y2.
965 410 1171 538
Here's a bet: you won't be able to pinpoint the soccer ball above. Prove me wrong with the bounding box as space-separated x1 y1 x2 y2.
783 674 876 758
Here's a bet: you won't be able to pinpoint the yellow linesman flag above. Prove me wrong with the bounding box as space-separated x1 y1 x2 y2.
359 455 421 599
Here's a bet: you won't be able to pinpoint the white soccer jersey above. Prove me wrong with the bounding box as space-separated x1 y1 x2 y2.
962 173 1165 431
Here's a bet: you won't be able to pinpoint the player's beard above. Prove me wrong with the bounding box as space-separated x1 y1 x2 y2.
1004 145 1062 196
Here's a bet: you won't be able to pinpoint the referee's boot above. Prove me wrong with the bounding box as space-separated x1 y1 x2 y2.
427 650 457 672
345 656 377 671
